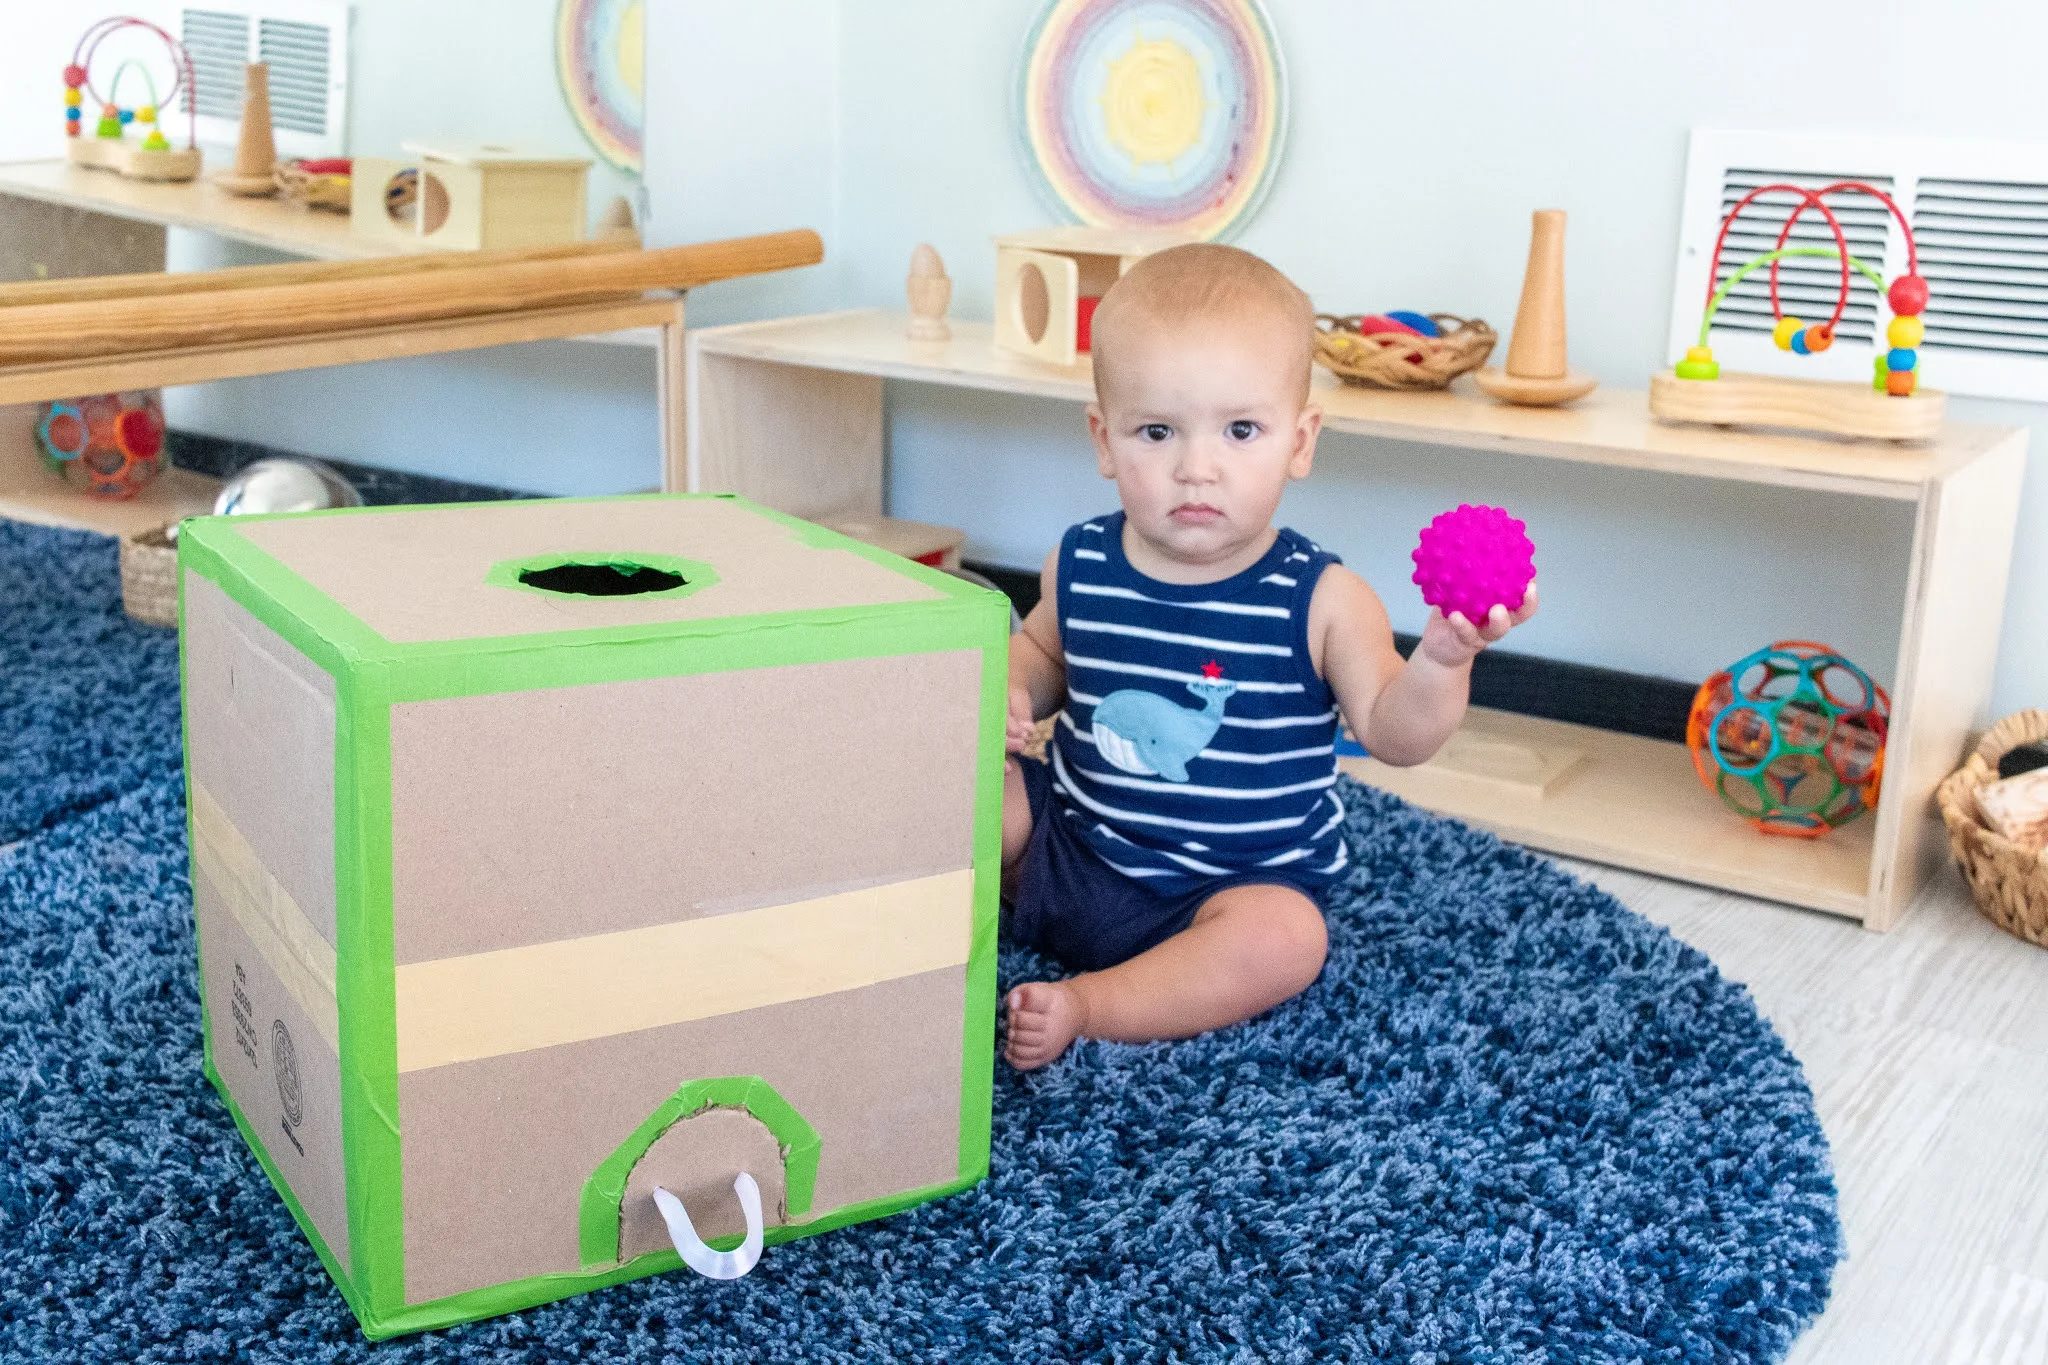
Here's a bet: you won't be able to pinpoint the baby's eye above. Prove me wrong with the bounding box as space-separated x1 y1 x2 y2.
1138 423 1173 442
1227 419 1261 441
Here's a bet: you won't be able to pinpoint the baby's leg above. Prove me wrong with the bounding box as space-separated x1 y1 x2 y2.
1000 759 1034 899
1004 883 1326 1070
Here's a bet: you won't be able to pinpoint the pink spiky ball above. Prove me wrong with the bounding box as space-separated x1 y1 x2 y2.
1411 504 1535 624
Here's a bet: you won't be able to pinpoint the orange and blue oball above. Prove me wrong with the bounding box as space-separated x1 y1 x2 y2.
1686 640 1889 838
1887 347 1918 372
1802 324 1833 353
1886 368 1917 396
1887 314 1925 349
1887 273 1930 317
1772 316 1806 350
63 64 86 87
1676 345 1720 380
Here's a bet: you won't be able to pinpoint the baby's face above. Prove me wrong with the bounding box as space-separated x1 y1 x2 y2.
1088 313 1319 569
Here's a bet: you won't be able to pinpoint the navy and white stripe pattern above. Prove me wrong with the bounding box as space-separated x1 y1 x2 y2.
1050 512 1349 892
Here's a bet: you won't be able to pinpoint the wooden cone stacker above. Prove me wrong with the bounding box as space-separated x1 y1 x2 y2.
214 62 279 197
0 230 823 365
1474 209 1599 406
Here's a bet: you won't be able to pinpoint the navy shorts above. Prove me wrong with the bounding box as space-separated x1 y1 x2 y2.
1005 755 1331 972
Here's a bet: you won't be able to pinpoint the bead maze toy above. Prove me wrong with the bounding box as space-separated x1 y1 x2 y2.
1686 640 1890 838
1411 503 1536 625
1650 180 1943 441
63 17 203 183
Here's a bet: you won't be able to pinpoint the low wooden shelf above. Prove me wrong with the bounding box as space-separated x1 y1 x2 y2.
684 307 2030 930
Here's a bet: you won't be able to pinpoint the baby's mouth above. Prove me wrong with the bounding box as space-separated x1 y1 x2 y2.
1171 503 1223 525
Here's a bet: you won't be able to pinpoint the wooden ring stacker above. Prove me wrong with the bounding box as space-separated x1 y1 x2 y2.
1474 209 1598 407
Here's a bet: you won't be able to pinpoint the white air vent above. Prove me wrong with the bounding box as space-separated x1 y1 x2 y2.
146 0 350 157
1670 130 2048 402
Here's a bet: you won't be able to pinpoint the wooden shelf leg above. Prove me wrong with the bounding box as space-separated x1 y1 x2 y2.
681 342 884 518
1867 431 2030 930
657 295 688 493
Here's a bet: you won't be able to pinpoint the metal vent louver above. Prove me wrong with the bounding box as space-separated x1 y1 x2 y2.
1912 178 2048 361
258 18 331 135
180 9 248 120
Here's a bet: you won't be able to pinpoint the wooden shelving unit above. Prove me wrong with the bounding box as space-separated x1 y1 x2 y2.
685 308 2030 930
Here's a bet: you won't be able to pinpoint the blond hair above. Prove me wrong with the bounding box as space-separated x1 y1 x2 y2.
1089 243 1315 404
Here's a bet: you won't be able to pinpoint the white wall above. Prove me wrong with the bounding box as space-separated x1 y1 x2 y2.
807 0 2046 715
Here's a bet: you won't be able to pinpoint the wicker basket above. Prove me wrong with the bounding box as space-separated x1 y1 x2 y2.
119 523 179 629
1313 313 1497 391
1935 708 2048 948
274 159 352 212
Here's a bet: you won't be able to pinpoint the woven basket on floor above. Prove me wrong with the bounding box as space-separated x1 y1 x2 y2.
119 523 179 628
1313 313 1497 391
1936 709 2048 948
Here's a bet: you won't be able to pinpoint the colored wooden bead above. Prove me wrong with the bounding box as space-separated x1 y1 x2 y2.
117 108 133 125
137 104 156 123
63 65 86 87
1886 368 1917 396
1887 314 1925 349
101 103 120 120
64 105 81 121
64 87 82 108
1803 324 1833 353
1789 328 1811 355
1773 316 1805 350
1873 356 1888 391
142 129 170 152
1676 345 1720 380
1887 347 1918 371
1887 273 1930 317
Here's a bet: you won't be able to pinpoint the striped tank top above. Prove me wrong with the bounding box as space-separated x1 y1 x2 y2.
1049 512 1350 893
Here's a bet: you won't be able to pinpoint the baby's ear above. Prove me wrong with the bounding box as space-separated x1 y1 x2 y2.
1085 403 1118 479
1288 403 1324 477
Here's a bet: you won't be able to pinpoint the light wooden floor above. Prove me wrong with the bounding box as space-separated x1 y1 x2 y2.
1561 856 2048 1364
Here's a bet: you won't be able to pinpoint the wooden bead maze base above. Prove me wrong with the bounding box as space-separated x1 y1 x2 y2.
1650 371 1945 443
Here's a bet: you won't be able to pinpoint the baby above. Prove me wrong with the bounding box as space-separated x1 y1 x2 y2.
1001 243 1537 1070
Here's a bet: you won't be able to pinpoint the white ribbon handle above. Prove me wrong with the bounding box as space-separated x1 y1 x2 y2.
653 1172 764 1280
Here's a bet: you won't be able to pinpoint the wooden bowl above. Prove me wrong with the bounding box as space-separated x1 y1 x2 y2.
1313 314 1497 391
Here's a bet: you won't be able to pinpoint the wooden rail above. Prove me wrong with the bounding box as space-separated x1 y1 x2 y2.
0 229 823 364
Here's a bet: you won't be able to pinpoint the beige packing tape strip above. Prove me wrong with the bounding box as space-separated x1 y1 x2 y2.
189 780 342 1055
394 869 974 1074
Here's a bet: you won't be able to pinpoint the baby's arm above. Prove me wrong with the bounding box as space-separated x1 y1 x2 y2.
1007 547 1067 752
1311 565 1538 767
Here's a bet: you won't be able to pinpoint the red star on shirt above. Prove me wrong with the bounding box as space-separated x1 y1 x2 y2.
1201 660 1225 680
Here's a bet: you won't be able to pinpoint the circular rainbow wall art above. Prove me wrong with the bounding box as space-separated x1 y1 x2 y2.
1017 0 1287 241
556 0 644 174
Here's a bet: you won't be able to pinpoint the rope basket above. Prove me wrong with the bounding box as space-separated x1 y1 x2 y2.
119 522 179 628
1313 314 1497 391
1935 709 2048 948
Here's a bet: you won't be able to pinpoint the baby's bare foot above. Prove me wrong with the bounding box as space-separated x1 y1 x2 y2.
1004 981 1085 1070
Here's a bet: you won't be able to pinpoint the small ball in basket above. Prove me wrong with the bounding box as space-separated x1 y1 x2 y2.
1312 312 1498 391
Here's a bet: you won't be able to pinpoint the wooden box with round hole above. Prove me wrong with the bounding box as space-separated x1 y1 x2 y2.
992 226 1191 367
176 493 1006 1336
349 142 590 252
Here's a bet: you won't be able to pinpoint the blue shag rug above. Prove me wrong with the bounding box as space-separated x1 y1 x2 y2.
0 518 1840 1362
0 520 181 843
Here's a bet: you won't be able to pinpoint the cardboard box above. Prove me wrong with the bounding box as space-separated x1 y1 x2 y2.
177 494 1006 1337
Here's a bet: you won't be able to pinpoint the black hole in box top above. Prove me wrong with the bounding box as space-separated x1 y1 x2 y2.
519 562 686 597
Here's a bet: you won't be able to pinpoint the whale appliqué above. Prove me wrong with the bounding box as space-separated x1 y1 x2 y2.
1089 663 1237 783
